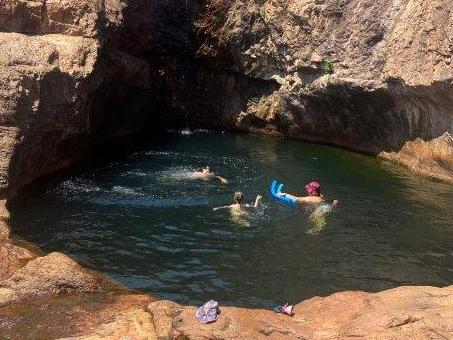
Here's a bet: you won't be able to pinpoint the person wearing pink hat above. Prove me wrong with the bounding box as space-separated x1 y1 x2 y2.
280 181 339 207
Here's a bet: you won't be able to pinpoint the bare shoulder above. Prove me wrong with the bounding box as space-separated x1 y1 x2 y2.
297 196 323 204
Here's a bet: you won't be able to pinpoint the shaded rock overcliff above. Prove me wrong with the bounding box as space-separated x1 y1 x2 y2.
0 0 160 197
181 0 453 181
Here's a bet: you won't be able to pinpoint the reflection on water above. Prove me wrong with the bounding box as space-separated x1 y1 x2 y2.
308 213 326 236
10 131 453 308
306 203 337 235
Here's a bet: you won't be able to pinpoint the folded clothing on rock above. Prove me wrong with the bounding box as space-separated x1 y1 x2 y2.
196 300 220 324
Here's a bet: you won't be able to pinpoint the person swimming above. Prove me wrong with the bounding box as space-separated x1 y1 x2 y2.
192 166 229 184
213 192 262 211
213 192 263 227
278 181 338 207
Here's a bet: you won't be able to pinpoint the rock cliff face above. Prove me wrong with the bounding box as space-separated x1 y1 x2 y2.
0 0 452 338
0 0 159 197
1 0 453 197
0 0 185 331
183 0 453 181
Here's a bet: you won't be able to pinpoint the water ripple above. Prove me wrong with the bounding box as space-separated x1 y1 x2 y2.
10 132 453 308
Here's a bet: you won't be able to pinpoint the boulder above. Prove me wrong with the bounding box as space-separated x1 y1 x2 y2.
0 252 102 298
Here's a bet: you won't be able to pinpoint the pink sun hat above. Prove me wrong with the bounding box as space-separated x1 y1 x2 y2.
305 181 321 196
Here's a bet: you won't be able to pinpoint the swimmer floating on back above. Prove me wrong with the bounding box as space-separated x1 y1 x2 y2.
271 180 338 235
213 192 262 211
274 180 339 207
192 166 229 184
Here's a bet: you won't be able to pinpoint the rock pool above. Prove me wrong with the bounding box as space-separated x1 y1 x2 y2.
10 131 453 308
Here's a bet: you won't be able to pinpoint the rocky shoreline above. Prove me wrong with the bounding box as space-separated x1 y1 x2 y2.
1 0 452 338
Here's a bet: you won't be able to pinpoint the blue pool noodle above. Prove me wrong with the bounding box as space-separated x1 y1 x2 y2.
270 180 297 205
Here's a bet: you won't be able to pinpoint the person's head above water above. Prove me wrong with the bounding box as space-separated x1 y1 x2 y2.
305 181 321 196
233 191 244 204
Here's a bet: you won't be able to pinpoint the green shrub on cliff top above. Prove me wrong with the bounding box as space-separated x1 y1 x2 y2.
321 59 334 74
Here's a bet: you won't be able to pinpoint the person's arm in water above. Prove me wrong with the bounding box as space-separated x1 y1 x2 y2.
245 195 263 208
253 195 262 208
215 175 229 184
279 192 323 204
213 204 233 211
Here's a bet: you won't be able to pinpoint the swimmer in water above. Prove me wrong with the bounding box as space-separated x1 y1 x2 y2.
213 192 262 211
279 181 339 207
193 166 229 184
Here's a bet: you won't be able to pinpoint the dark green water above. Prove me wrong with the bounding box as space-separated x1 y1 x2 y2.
10 131 453 308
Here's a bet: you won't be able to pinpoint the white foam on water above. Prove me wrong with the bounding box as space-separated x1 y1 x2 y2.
165 128 210 136
111 186 144 196
55 179 102 194
92 196 209 208
124 171 150 177
145 151 178 156
156 168 201 181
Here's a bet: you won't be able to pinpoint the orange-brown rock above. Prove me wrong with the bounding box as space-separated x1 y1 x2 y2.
0 128 17 196
0 199 9 221
0 252 103 303
145 286 453 339
35 285 450 339
0 221 9 240
379 132 453 182
0 31 99 197
0 241 35 282
295 286 453 339
0 31 153 197
0 199 10 239
0 292 155 339
0 0 168 197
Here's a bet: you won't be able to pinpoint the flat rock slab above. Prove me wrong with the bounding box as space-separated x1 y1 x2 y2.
0 281 451 339
146 286 453 339
0 293 154 339
55 285 452 339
